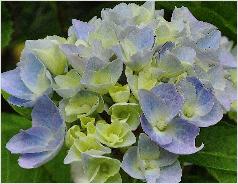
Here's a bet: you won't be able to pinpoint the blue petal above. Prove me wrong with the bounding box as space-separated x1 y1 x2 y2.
1 68 33 100
219 50 237 68
157 148 178 167
80 59 123 94
155 160 182 183
215 81 237 111
191 100 223 127
139 89 168 125
151 83 183 120
6 127 53 154
179 77 215 116
128 27 154 50
126 50 153 71
72 19 94 40
172 6 197 23
60 44 88 74
31 95 64 132
138 133 160 160
18 146 62 169
155 41 175 60
19 50 51 94
186 77 204 92
121 146 144 180
85 57 107 71
141 114 172 146
8 96 34 108
161 118 204 154
194 88 215 116
144 168 161 183
178 77 222 127
196 29 221 50
111 45 125 61
101 3 132 26
173 46 196 65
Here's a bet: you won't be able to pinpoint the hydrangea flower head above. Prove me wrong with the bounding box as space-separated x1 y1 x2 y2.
1 1 236 183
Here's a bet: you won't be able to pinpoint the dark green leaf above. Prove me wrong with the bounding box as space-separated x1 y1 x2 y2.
4 2 61 42
44 147 71 182
228 111 237 123
180 122 237 172
181 165 217 183
207 168 237 183
2 4 13 48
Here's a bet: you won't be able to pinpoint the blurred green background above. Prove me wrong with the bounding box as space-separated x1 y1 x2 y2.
1 1 237 183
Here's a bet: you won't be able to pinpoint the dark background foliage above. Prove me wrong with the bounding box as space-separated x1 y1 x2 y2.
1 1 237 183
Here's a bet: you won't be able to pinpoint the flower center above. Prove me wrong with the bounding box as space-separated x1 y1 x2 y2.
142 160 157 170
155 120 167 131
183 107 194 118
108 133 122 145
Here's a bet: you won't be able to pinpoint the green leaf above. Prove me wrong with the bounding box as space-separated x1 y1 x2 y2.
228 111 237 123
4 2 61 42
207 168 237 183
44 146 71 182
180 122 237 172
181 165 217 183
1 90 32 120
1 113 71 182
2 4 13 48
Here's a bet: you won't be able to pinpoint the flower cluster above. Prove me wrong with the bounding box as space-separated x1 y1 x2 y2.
2 2 236 183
